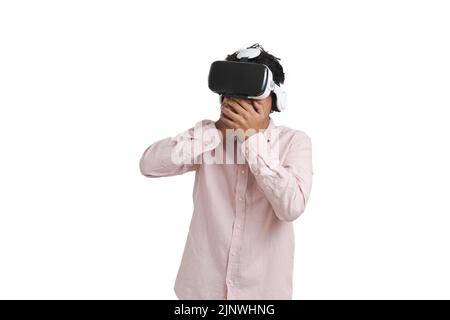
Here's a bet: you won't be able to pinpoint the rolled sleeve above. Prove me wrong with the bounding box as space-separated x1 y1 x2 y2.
240 131 313 221
140 119 221 177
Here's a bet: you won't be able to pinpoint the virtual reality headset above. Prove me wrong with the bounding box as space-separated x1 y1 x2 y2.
208 46 287 112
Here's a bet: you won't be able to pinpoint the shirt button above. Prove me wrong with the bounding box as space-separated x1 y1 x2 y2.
231 252 236 256
241 170 245 174
238 197 243 201
227 279 234 286
235 223 241 229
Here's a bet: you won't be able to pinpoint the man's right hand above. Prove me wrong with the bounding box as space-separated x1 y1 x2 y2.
215 118 227 138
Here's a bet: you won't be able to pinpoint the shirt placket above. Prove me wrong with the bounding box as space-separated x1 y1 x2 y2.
225 143 248 299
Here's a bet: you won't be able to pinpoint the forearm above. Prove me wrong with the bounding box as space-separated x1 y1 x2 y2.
241 131 313 221
140 119 221 177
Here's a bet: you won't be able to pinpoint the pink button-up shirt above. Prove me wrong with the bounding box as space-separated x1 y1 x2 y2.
139 117 313 299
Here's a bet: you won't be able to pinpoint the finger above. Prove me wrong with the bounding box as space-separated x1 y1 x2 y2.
220 110 235 124
221 104 244 123
225 99 250 118
233 98 257 115
223 99 241 113
220 108 237 125
253 101 264 114
220 115 238 130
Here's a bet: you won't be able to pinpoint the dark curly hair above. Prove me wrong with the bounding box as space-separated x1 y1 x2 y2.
224 43 285 112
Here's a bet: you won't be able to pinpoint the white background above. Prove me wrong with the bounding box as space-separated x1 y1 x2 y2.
1 1 449 299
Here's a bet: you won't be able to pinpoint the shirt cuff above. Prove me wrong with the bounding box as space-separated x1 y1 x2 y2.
240 132 279 176
172 119 222 164
198 119 222 151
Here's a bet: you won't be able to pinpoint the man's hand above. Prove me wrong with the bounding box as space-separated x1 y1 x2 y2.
214 118 227 138
219 98 270 140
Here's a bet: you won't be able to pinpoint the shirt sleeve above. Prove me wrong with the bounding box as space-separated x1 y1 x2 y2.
139 119 221 178
240 131 313 221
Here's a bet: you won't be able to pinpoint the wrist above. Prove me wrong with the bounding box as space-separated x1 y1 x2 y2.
215 119 226 137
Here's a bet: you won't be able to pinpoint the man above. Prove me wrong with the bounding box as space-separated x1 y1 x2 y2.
139 44 313 299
